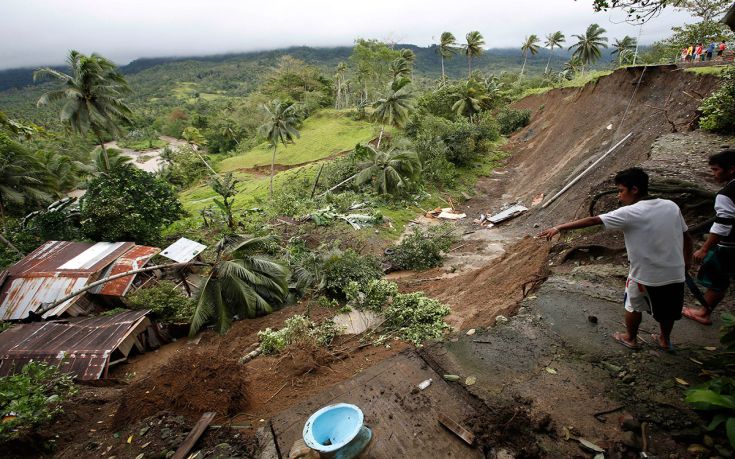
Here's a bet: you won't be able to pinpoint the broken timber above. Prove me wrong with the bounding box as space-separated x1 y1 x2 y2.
541 132 633 209
172 411 216 459
438 413 475 446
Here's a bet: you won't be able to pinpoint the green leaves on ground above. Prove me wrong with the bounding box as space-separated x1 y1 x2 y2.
125 280 194 323
258 315 339 355
0 362 77 442
387 225 456 271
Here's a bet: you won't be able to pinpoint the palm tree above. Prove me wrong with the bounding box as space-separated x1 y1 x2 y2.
372 78 413 149
437 32 458 81
190 235 289 336
210 172 238 230
544 31 566 73
258 100 300 199
219 119 241 147
91 147 132 174
354 144 422 195
520 35 541 76
34 50 133 170
451 79 488 121
35 151 86 196
463 31 486 77
400 48 416 79
611 36 637 66
568 24 609 71
0 132 50 232
389 58 411 82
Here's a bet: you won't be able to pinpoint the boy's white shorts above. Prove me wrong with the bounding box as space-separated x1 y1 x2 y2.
624 278 651 314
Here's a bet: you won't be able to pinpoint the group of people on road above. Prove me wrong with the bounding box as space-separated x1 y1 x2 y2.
681 41 728 62
539 149 735 351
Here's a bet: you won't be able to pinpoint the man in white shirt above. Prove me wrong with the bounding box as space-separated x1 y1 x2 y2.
539 168 693 350
683 150 735 325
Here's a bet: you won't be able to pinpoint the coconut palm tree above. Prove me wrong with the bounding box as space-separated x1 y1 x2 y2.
0 132 50 232
190 235 289 336
400 48 416 79
258 100 300 199
91 147 133 175
611 36 637 66
372 78 413 149
451 79 488 121
544 31 566 73
34 50 133 170
520 35 541 76
389 58 411 82
437 32 458 81
569 24 609 71
35 151 86 196
463 31 486 77
354 144 422 195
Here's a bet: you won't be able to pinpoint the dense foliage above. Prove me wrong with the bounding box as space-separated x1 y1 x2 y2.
322 249 383 298
125 281 194 323
80 166 184 245
700 66 735 134
387 225 456 271
0 362 77 442
258 314 339 355
496 108 532 135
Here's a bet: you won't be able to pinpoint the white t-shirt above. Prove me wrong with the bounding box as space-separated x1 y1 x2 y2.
599 198 687 286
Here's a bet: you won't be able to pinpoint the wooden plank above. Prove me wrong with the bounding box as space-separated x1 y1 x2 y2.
172 411 216 459
438 413 475 445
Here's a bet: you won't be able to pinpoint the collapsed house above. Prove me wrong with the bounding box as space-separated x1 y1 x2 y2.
0 241 163 379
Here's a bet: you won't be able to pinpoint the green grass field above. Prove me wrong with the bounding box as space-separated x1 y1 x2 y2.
218 110 375 171
685 65 727 76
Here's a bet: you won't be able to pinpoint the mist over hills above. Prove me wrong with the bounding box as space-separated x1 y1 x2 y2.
0 44 618 93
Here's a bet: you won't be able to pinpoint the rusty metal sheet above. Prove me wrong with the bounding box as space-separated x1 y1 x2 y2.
90 245 161 296
0 276 90 320
0 309 150 380
8 241 133 277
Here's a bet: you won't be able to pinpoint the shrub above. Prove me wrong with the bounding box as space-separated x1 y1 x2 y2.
258 315 339 355
125 281 194 323
0 362 77 442
388 225 456 271
496 108 531 135
80 166 184 246
322 249 383 298
160 145 211 189
413 135 457 188
345 279 398 312
382 292 451 345
700 66 735 134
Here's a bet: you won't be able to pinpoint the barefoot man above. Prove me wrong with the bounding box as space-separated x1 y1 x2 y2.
683 150 735 325
539 168 693 349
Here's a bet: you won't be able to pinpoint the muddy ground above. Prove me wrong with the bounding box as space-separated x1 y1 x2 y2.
9 66 735 458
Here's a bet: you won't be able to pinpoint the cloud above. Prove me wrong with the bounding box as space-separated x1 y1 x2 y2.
0 0 695 69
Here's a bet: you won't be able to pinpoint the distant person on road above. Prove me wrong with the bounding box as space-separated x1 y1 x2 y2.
687 44 695 62
718 41 727 60
695 43 704 61
706 42 716 61
538 168 693 350
683 150 735 326
681 47 689 62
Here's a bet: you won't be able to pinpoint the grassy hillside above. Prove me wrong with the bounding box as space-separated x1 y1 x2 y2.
219 110 374 171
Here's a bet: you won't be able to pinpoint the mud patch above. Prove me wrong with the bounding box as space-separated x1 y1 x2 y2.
116 350 248 424
400 236 549 329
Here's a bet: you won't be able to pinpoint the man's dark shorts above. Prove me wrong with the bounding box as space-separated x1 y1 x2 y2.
697 246 735 292
648 282 685 322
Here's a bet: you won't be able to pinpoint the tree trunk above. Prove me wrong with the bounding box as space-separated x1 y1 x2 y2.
311 163 325 198
545 49 553 73
376 125 385 150
95 131 110 172
467 55 472 78
521 52 527 76
269 144 277 199
0 233 23 257
441 56 446 81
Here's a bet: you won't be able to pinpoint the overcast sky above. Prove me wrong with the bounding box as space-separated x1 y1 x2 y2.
0 0 696 70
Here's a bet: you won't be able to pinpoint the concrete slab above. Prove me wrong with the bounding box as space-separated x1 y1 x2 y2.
269 350 483 459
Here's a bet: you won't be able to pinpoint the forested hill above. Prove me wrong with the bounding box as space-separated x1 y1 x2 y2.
0 44 612 93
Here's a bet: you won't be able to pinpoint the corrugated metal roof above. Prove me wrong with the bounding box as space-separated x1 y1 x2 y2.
0 241 157 320
0 310 151 380
90 245 161 296
160 237 207 263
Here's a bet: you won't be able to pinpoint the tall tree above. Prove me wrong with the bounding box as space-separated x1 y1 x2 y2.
34 51 133 170
334 62 348 109
611 35 638 65
463 31 486 77
569 24 609 70
210 172 238 231
258 100 300 199
451 79 489 121
190 235 289 336
520 34 541 76
544 31 566 73
400 48 416 80
372 78 413 149
437 32 458 81
592 0 730 23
